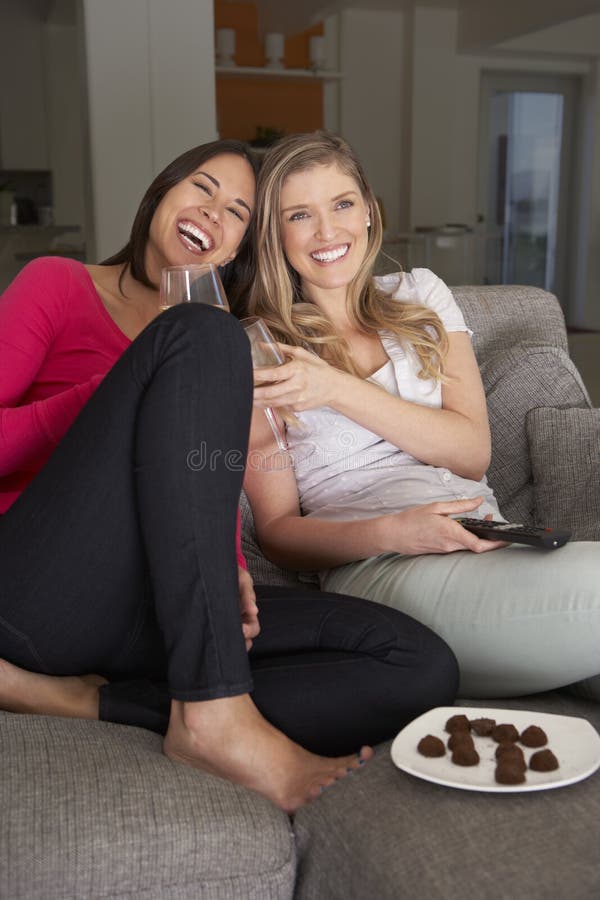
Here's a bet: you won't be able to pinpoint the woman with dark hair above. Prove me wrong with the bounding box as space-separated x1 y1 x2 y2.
100 138 256 311
0 139 459 813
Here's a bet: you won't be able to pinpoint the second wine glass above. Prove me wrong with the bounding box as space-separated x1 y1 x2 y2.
241 316 303 452
159 264 230 312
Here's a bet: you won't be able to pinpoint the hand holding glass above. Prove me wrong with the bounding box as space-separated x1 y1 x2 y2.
241 317 303 451
159 264 229 312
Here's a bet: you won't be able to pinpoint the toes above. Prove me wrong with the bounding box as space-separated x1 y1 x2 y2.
358 745 374 761
308 776 336 800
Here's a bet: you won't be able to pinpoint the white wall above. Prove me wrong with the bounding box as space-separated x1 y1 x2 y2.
81 0 217 261
338 8 407 235
335 4 599 324
580 61 600 330
0 0 48 169
410 7 481 232
44 19 86 227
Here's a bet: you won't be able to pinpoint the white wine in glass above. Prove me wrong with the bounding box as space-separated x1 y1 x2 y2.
159 264 230 312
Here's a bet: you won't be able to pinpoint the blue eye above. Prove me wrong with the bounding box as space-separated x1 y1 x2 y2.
337 199 353 210
289 211 308 221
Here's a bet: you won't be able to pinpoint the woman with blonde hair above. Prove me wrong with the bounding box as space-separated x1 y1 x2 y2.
243 129 600 701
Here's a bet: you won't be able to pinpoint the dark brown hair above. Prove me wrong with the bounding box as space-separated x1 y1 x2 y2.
101 139 260 311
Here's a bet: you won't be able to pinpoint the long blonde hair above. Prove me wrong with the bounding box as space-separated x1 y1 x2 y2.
248 130 448 380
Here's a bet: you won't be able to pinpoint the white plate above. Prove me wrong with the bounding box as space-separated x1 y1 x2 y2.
390 706 600 793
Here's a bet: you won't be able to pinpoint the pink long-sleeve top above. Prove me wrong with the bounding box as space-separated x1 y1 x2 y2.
0 256 246 567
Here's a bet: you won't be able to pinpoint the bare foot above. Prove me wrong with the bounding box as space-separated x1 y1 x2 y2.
163 693 373 814
0 658 106 719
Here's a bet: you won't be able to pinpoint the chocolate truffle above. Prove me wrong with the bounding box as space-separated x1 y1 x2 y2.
469 717 496 737
417 735 446 758
495 743 526 769
491 723 519 744
451 746 480 766
445 714 470 734
520 725 548 748
529 749 559 772
447 732 475 751
495 763 526 785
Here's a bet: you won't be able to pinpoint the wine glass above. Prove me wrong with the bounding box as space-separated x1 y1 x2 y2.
159 264 229 312
241 316 303 452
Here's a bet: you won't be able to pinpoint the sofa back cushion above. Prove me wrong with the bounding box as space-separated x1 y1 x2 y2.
479 342 591 523
452 284 570 362
240 490 304 586
527 407 600 540
453 286 591 523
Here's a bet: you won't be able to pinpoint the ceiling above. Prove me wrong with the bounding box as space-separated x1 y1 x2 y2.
244 0 600 45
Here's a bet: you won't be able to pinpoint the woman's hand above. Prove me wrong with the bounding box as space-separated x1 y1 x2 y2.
376 498 507 557
238 567 259 651
252 344 346 412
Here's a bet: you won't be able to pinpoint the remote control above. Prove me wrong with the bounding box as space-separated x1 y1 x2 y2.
455 518 571 549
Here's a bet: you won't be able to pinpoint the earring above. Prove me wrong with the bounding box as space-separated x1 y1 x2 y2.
366 218 371 228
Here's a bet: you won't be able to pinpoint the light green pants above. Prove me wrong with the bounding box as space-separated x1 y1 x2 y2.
321 542 600 700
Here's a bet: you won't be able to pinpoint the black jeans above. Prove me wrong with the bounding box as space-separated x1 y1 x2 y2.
0 304 458 755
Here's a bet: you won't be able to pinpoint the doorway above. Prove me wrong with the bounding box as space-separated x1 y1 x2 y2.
477 72 579 308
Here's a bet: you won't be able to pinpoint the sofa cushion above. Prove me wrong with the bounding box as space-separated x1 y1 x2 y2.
0 712 295 900
240 489 307 587
453 285 570 362
480 342 591 524
526 406 600 541
293 692 600 900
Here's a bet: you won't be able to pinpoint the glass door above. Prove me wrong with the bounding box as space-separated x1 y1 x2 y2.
477 73 579 302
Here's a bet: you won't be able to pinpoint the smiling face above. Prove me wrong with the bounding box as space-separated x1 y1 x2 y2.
279 162 370 305
146 152 255 281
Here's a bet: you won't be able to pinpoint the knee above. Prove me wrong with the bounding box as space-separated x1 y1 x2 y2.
371 606 460 705
159 304 251 375
169 302 247 347
327 597 459 702
420 629 460 704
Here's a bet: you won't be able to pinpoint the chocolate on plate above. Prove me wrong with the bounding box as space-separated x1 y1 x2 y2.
491 723 520 744
495 743 526 769
520 725 548 748
529 749 559 772
495 763 526 785
447 732 474 751
469 717 496 737
415 712 560 784
417 735 446 757
451 745 480 766
445 714 470 734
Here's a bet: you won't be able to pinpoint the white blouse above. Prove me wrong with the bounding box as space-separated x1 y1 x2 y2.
286 269 501 522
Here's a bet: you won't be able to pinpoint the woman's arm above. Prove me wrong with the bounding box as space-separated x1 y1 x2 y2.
0 260 105 476
252 331 491 481
244 409 502 572
0 376 105 476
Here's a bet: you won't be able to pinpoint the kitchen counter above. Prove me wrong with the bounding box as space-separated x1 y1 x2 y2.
0 224 85 292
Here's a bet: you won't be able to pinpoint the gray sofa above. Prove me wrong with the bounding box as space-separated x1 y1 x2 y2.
2 285 599 899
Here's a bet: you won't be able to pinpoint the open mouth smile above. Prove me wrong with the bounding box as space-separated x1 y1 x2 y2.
310 244 349 264
177 220 216 254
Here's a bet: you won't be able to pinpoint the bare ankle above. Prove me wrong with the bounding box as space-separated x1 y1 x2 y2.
0 658 103 719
